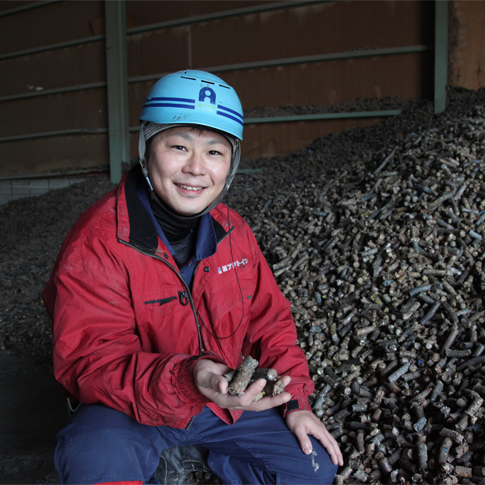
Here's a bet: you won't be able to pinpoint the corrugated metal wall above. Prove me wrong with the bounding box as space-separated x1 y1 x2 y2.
0 0 481 180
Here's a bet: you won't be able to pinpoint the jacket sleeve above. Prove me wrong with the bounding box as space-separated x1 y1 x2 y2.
43 237 211 427
240 228 315 415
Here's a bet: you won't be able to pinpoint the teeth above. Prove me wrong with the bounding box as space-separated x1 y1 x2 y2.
178 184 202 191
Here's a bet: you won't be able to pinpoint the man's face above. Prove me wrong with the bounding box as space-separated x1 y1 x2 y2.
147 127 232 215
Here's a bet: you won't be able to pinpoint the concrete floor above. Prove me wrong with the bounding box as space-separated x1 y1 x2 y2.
0 352 68 484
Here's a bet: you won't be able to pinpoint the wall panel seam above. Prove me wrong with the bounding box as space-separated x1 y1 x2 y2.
0 45 432 103
0 0 330 61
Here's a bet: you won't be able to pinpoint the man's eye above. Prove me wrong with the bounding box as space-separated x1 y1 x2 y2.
173 145 186 151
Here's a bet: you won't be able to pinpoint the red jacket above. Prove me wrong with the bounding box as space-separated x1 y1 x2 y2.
43 167 314 428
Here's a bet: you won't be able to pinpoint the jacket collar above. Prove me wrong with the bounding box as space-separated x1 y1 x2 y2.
118 166 229 254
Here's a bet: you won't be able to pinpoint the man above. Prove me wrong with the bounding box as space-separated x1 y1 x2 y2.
43 70 342 485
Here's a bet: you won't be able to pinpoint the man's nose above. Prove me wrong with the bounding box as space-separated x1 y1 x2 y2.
184 151 206 175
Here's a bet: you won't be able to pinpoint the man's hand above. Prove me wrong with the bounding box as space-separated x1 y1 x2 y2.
193 359 291 411
285 410 343 466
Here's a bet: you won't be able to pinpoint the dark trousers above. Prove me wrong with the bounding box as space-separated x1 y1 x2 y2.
55 404 338 485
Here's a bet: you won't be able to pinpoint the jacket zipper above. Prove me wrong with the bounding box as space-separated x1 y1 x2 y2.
185 416 194 430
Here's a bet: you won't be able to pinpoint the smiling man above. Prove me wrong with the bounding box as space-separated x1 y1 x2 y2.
147 127 231 216
43 70 342 485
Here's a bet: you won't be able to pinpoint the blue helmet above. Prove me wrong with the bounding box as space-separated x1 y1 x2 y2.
138 70 244 209
140 70 243 140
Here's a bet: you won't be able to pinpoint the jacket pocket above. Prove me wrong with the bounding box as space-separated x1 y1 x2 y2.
135 289 177 317
145 296 177 306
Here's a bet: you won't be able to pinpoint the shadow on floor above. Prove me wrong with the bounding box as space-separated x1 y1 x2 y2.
0 351 68 484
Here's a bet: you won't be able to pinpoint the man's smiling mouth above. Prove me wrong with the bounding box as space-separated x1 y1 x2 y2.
176 184 204 192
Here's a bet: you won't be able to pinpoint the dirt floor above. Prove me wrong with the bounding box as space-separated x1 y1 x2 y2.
0 351 67 484
1 87 485 484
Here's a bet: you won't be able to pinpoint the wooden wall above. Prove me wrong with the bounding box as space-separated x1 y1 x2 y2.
0 0 479 178
449 0 485 90
125 0 434 162
0 1 108 176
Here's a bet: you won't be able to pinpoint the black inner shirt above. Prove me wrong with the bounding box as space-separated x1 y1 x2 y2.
148 192 201 268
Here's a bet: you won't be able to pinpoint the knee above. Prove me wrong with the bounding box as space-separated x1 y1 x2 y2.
55 419 139 469
55 404 159 484
295 445 339 485
311 455 339 485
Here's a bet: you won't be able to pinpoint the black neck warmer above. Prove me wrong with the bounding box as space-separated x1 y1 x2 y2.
148 190 203 268
148 190 202 244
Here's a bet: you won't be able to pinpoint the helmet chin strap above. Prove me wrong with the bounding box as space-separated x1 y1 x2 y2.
138 123 155 191
137 123 241 218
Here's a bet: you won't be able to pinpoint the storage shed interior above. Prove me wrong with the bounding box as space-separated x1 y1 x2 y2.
1 1 485 484
3 0 480 184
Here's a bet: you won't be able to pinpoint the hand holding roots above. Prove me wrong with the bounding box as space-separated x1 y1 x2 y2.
225 356 285 402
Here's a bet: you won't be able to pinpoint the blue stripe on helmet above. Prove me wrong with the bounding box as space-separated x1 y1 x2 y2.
147 96 195 104
217 110 244 126
217 105 243 121
144 103 195 109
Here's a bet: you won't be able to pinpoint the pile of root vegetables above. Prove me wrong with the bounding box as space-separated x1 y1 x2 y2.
228 89 485 485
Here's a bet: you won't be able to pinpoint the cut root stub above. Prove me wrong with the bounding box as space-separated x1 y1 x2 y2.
253 379 286 402
227 356 259 396
251 368 278 382
226 356 286 399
